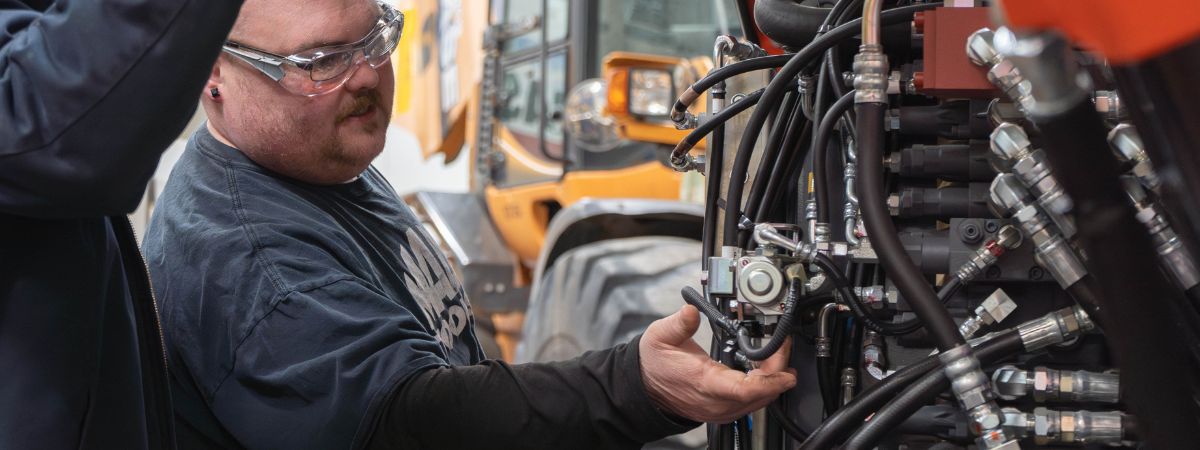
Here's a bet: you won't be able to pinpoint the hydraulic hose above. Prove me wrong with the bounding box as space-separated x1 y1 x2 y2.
721 3 938 249
768 400 809 441
670 54 792 127
755 116 813 224
680 286 737 336
843 364 949 449
753 0 830 49
814 91 856 223
798 329 1021 449
670 88 766 170
814 253 913 336
737 279 802 360
856 101 964 350
841 330 1025 449
740 90 800 236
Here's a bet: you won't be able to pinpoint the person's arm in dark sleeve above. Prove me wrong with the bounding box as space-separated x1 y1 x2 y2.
0 0 243 218
366 336 700 450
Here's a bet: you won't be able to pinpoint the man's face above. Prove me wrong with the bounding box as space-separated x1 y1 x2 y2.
215 0 395 184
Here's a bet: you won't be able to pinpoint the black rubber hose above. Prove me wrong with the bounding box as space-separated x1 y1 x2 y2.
740 90 800 236
769 400 810 441
1065 275 1105 329
737 279 802 360
756 121 813 223
813 253 915 336
801 329 1023 449
856 102 964 350
670 88 768 168
754 0 830 49
748 88 809 224
843 364 947 450
701 111 724 264
681 286 738 336
842 330 1026 449
814 91 856 224
885 275 966 336
722 3 937 248
671 54 792 121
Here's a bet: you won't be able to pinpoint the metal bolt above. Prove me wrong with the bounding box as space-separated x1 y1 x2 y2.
961 222 983 244
986 266 1002 279
985 221 999 233
1029 266 1045 280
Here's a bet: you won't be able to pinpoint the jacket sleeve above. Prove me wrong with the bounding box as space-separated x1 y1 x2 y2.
0 0 243 218
364 336 701 450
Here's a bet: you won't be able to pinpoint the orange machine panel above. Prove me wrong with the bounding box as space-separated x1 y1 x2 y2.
914 7 996 99
1001 0 1200 64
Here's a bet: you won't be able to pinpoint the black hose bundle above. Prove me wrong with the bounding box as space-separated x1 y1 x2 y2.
855 102 964 351
722 3 938 249
799 329 1024 449
813 91 856 223
841 330 1026 449
670 88 768 169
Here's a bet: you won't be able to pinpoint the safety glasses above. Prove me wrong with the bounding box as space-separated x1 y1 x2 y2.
222 1 403 97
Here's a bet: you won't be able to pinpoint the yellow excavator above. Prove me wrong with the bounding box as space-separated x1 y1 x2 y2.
390 0 738 370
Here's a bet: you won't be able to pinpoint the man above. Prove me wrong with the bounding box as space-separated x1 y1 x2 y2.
143 0 797 448
0 0 242 448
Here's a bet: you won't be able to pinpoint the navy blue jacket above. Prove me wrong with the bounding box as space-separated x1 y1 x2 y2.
0 1 241 448
143 128 485 449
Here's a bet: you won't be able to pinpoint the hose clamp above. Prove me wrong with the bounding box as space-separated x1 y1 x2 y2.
853 46 889 104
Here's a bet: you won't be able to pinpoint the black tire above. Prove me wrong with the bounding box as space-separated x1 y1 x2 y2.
516 236 707 449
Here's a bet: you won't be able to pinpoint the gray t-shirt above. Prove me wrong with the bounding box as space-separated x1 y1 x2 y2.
143 126 483 449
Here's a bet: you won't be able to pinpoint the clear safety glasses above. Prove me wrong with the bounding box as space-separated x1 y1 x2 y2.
221 2 403 97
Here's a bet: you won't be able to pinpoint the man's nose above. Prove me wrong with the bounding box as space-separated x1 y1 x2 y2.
342 53 381 92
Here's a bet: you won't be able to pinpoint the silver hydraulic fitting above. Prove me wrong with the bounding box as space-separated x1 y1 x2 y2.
990 174 1088 289
752 223 819 262
957 225 1024 283
959 289 1019 339
966 28 1034 112
844 161 862 246
1001 407 1131 446
990 122 1076 238
671 87 701 130
862 331 889 380
841 367 858 405
1125 181 1200 291
939 345 1017 448
993 365 1120 404
992 28 1093 118
1108 124 1161 191
1017 305 1095 352
853 44 889 105
1093 90 1127 125
738 255 786 313
816 303 842 358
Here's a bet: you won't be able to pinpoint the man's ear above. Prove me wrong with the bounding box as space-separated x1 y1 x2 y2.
205 59 224 101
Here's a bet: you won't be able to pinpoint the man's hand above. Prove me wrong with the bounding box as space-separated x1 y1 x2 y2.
639 305 797 423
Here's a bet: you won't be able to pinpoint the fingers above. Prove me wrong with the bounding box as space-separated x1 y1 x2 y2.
648 305 701 347
706 363 797 405
756 337 793 374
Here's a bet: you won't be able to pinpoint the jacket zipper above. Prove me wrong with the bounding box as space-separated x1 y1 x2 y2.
114 216 176 449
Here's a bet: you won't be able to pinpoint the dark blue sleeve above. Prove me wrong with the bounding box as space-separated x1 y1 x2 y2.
0 0 242 218
208 277 450 450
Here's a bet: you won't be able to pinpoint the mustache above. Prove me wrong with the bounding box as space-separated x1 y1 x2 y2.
336 90 384 123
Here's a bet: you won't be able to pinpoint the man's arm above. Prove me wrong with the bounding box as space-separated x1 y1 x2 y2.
367 337 696 450
0 0 242 218
367 306 796 449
